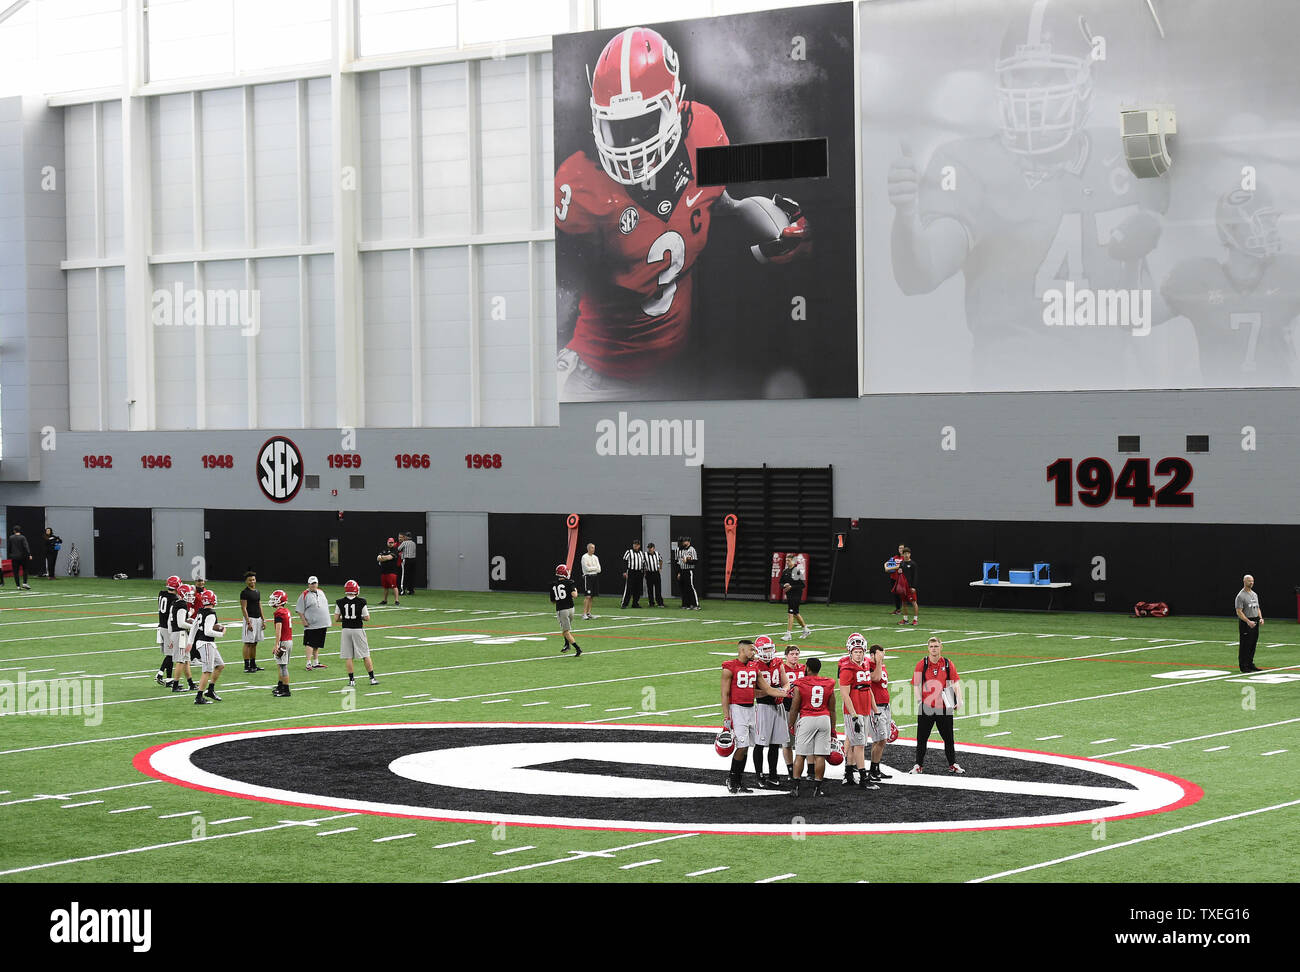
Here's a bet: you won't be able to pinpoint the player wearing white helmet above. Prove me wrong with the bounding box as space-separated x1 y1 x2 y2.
750 635 791 788
837 633 879 791
335 579 378 688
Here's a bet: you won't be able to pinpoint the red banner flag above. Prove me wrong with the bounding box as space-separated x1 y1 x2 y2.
565 514 580 574
723 514 738 596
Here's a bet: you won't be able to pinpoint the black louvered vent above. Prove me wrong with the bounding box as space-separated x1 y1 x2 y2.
702 466 833 600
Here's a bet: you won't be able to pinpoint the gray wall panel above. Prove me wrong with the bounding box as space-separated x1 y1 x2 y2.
3 389 1298 524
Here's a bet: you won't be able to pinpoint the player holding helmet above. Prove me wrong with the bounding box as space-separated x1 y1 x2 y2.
555 25 813 400
720 638 787 793
269 589 293 697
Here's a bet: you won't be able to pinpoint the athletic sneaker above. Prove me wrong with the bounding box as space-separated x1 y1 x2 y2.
911 619 919 626
369 676 379 686
582 614 591 620
754 776 779 790
155 673 166 686
194 695 212 705
727 780 753 795
800 627 811 639
949 763 965 775
170 682 185 693
873 768 892 779
858 777 880 790
574 645 583 657
306 663 313 672
314 662 327 669
560 644 570 653
898 619 908 625
908 765 923 774
249 664 264 672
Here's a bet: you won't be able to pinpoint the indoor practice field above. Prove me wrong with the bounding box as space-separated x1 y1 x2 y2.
1 578 1296 884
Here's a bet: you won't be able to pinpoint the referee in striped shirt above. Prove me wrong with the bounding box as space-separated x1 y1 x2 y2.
644 542 665 607
621 540 647 608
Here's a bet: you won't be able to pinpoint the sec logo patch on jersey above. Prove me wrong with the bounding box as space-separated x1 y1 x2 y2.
618 207 639 235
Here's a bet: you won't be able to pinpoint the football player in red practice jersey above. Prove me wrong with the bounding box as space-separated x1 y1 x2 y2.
555 26 813 401
721 638 787 794
837 633 879 791
865 644 894 783
786 656 838 798
779 644 809 780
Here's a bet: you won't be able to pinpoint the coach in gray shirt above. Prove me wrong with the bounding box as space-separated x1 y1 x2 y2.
297 576 332 671
1234 574 1263 673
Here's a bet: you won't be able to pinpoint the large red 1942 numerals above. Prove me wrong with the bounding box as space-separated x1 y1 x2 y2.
82 455 113 469
1046 457 1193 508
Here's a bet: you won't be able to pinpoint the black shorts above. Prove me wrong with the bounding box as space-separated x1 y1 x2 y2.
303 627 327 649
786 593 803 614
582 575 600 597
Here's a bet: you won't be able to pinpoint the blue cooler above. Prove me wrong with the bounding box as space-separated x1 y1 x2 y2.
1008 569 1034 584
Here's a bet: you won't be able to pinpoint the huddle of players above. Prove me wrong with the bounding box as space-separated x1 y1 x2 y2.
720 632 894 797
154 575 378 704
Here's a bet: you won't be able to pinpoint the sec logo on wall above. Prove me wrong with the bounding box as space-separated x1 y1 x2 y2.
257 435 303 503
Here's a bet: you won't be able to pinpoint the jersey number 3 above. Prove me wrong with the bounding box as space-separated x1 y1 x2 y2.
643 231 685 317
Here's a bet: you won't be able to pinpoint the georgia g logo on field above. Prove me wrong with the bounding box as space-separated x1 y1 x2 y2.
136 723 1202 836
257 435 303 503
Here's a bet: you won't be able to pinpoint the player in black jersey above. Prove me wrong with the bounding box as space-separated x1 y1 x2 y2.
334 579 378 687
155 575 180 686
549 564 583 657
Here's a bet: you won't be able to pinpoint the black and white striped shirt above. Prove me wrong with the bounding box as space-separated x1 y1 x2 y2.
644 550 662 572
623 548 648 571
676 546 697 571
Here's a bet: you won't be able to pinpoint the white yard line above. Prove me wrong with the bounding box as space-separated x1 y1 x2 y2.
619 859 660 870
0 813 360 876
434 839 475 849
108 806 152 814
968 800 1300 883
1091 716 1300 758
686 866 729 877
756 873 796 884
446 833 697 883
373 833 416 843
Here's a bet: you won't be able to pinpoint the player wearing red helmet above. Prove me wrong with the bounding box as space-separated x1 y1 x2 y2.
155 576 182 686
550 565 582 656
164 584 197 693
378 538 400 605
555 25 812 401
269 589 293 697
191 588 227 704
750 635 791 788
335 579 378 688
720 639 786 793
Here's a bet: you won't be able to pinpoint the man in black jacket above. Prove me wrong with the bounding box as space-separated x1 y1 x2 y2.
44 527 63 579
8 526 32 589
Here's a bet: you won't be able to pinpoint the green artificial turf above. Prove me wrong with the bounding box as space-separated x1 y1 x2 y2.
0 577 1295 883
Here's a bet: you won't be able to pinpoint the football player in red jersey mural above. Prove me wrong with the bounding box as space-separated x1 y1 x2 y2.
555 26 812 401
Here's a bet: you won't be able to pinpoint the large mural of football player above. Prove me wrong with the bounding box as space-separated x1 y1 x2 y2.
881 0 1169 392
865 0 1300 393
553 6 859 403
1154 186 1300 387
